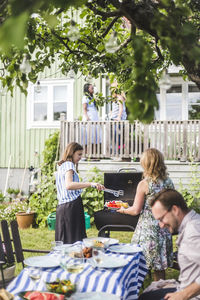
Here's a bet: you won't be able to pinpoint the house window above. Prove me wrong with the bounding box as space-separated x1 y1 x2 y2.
34 86 48 121
53 85 68 121
27 79 74 128
188 85 200 120
166 85 182 120
156 85 182 120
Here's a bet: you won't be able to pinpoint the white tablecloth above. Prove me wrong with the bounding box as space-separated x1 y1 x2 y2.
7 246 147 299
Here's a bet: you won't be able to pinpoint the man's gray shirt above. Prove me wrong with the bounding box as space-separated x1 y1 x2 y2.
177 210 200 299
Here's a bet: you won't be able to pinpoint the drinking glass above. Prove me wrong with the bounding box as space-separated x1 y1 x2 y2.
92 247 105 266
51 241 63 255
28 267 41 289
64 245 84 274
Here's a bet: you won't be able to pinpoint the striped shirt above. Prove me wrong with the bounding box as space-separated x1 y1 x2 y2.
56 161 82 205
111 101 127 120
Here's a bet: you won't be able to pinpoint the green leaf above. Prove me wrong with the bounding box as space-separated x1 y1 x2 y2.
0 12 29 50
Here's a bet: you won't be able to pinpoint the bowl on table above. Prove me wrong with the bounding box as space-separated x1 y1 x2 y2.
46 279 76 297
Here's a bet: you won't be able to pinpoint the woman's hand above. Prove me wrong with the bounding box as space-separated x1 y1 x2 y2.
117 207 126 214
115 116 121 121
90 182 105 191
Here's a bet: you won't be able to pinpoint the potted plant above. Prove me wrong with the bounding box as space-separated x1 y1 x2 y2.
6 188 20 200
16 209 35 229
0 197 35 229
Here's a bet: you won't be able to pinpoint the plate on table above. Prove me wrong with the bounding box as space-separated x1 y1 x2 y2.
24 255 60 268
83 237 119 248
89 255 128 269
19 291 65 299
109 244 142 254
54 244 72 252
70 292 120 300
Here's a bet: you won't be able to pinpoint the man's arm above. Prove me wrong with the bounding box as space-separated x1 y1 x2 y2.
165 282 200 300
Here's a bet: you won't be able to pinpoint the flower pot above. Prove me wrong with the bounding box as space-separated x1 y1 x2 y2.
0 265 15 282
16 212 35 229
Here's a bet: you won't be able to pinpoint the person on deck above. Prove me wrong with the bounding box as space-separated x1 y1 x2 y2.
82 83 98 122
110 81 127 122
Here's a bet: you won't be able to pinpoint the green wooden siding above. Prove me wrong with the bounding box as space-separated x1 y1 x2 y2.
0 58 103 169
0 61 63 169
0 83 57 168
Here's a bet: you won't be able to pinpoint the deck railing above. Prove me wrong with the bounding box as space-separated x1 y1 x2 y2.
60 115 200 161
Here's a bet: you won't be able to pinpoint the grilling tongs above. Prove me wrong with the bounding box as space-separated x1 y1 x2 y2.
103 188 124 198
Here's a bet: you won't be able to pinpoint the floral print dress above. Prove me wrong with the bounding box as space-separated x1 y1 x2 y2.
131 177 174 270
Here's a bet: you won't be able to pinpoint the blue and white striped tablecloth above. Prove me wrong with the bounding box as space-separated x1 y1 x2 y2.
7 248 147 299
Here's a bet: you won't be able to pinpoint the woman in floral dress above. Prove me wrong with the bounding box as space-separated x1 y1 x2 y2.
118 148 174 281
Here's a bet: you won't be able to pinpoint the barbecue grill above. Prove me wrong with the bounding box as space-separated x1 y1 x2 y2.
94 168 143 237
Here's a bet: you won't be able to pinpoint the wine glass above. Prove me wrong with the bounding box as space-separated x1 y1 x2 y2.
64 245 84 274
51 241 63 253
92 247 105 266
28 267 41 289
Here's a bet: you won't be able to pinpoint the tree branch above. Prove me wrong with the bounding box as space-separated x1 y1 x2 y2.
78 39 101 53
117 36 132 51
155 37 164 61
101 16 120 38
86 2 122 18
51 30 93 57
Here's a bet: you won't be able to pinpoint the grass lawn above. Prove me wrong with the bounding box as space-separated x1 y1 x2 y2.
17 225 179 290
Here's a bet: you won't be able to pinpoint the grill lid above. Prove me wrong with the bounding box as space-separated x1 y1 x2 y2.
104 172 143 206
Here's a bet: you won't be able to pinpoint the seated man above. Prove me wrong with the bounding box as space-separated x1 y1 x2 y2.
139 189 200 300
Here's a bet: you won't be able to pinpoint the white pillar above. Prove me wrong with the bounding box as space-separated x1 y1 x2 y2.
101 77 107 120
182 82 188 120
160 88 167 120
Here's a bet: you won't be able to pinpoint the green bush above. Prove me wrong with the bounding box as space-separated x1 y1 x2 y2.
29 131 59 227
0 198 29 222
42 131 60 172
0 191 5 203
29 170 58 227
179 163 200 213
6 188 20 196
81 166 104 224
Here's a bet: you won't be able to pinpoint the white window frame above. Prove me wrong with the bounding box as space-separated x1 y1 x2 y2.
27 79 74 129
158 75 199 121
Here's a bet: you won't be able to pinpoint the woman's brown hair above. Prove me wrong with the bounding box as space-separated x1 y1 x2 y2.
58 142 83 166
140 148 167 181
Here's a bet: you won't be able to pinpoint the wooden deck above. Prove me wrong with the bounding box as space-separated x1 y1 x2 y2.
60 114 200 161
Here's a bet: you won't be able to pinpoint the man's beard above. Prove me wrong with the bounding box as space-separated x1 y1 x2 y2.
171 217 179 235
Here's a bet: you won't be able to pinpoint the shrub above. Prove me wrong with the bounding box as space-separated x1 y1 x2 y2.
81 166 104 224
29 170 58 227
29 131 59 227
179 163 200 213
0 198 29 222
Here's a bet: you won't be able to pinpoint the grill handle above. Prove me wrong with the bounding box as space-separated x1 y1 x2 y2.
98 225 135 237
117 167 138 173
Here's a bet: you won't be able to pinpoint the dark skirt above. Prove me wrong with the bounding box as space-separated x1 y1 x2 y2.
55 196 87 244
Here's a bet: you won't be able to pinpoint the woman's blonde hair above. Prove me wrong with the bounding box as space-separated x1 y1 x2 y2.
58 142 83 166
140 148 167 181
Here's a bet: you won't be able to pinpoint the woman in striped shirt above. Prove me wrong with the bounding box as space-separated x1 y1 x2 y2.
110 81 127 121
55 142 104 244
